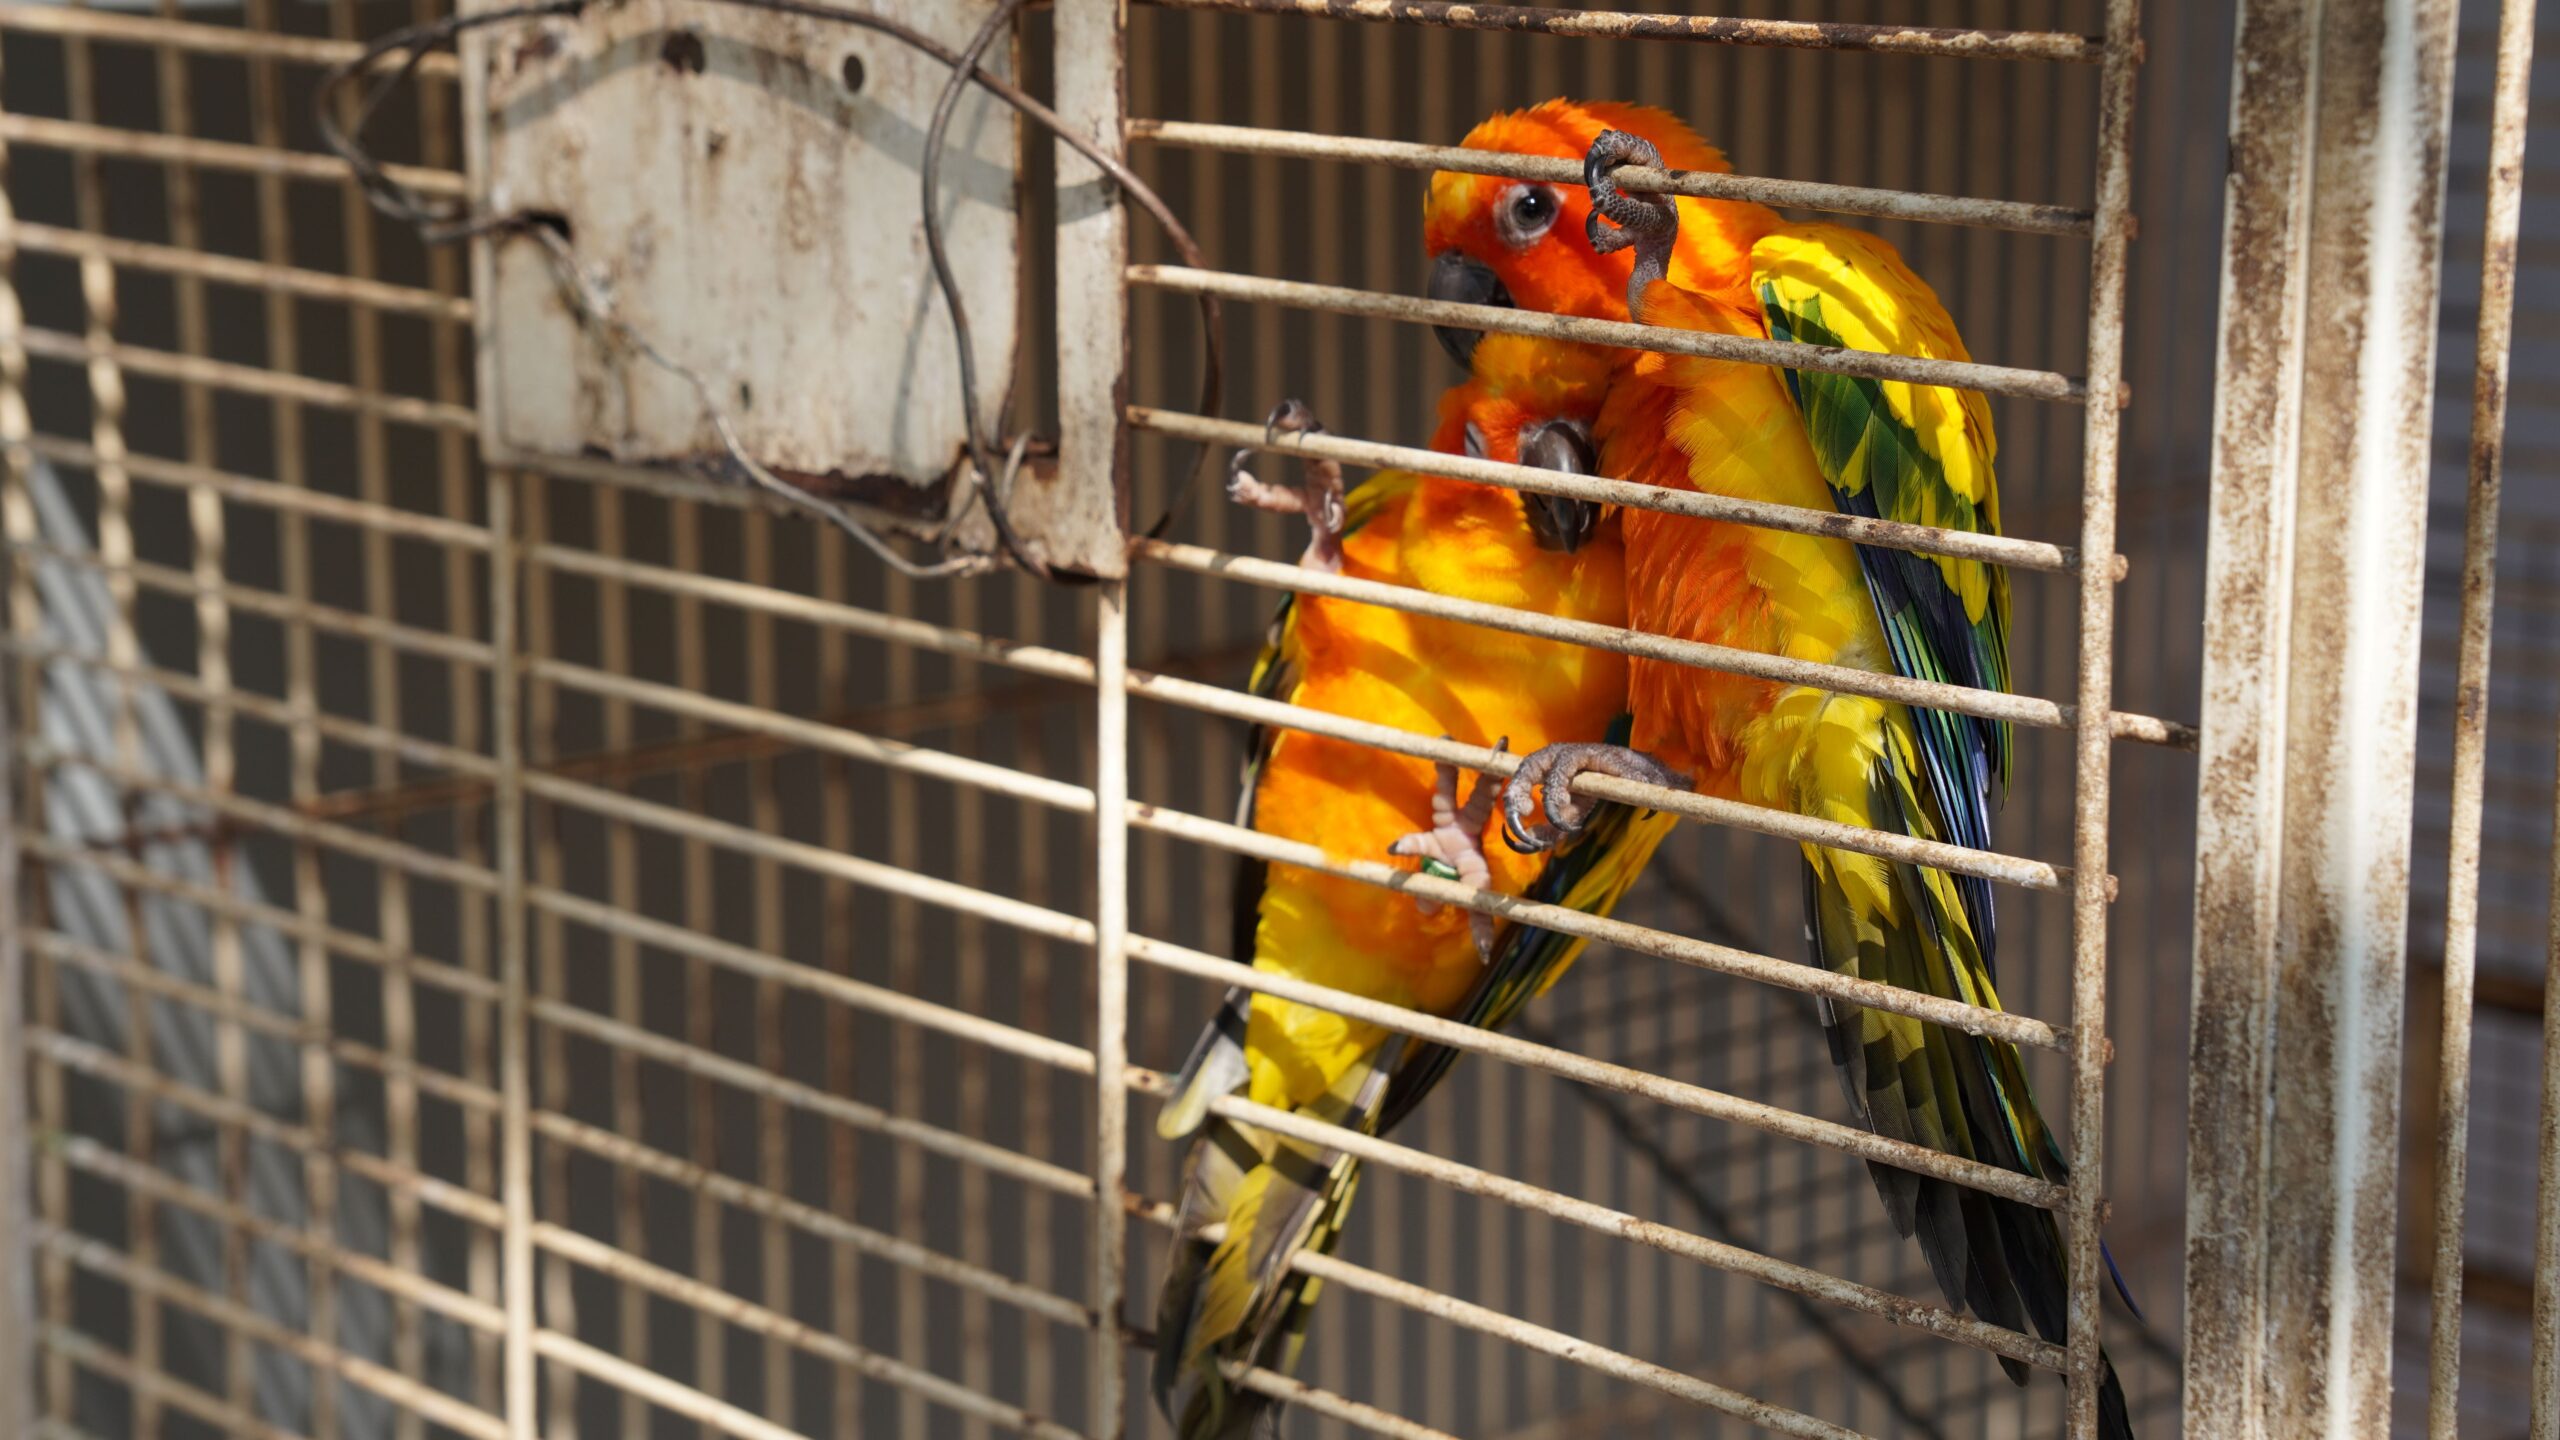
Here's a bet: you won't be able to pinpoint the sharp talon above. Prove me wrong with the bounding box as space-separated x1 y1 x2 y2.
1502 741 1687 853
1582 130 1678 320
1234 398 1345 572
1264 398 1322 444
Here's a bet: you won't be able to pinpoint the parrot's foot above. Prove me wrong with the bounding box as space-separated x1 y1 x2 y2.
1582 130 1679 322
1502 741 1690 854
1387 739 1507 961
1227 398 1348 573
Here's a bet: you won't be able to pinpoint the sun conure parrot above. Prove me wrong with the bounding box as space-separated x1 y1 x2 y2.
1151 334 1678 1438
1420 101 2135 1438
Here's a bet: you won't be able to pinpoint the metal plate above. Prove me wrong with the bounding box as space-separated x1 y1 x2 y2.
471 0 1021 545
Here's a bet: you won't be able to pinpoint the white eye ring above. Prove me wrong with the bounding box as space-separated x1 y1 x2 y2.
1496 184 1564 247
1463 423 1488 460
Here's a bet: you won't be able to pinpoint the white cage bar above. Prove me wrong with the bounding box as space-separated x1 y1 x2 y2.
0 1 2549 1438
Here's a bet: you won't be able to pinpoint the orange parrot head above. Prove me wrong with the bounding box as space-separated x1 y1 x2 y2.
1420 99 1767 366
1424 332 1619 553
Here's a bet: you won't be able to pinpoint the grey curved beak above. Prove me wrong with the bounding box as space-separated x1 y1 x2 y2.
1428 250 1512 369
1518 421 1602 554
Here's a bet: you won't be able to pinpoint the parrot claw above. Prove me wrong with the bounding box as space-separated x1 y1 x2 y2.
1227 398 1347 573
1501 741 1689 854
1582 130 1679 322
1387 738 1508 961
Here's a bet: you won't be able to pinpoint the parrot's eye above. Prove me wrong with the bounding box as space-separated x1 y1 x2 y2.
1497 185 1562 247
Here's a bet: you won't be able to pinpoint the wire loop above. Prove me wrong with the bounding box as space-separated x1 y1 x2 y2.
313 0 1225 579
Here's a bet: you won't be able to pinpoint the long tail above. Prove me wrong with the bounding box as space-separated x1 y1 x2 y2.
1802 754 2133 1440
1152 1050 1390 1439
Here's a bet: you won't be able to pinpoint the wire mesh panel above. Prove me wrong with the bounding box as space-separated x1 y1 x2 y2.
0 1 2548 1439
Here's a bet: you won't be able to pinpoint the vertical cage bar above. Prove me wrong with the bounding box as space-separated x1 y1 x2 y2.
0 543 24 1440
1053 0 1133 1427
2427 0 2537 1429
2538 729 2560 1436
0 53 63 1429
0 82 24 1426
816 519 863 1440
2185 0 2462 1434
1091 579 1131 1435
2066 3 2140 1435
493 469 535 1440
521 478 579 1440
59 26 160 1440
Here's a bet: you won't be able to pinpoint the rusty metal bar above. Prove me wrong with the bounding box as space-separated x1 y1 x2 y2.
1127 405 2085 572
2061 3 2138 1433
32 1226 508 1439
1127 932 2059 1207
1053 0 1135 1410
1125 120 2093 235
529 544 2094 874
1139 535 2168 742
1215 1367 1463 1440
8 537 494 665
0 112 466 195
2 638 494 777
0 520 22 1440
32 932 498 1115
519 671 2063 1044
1131 263 2090 402
54 1137 502 1332
489 468 534 1440
533 755 2066 1179
535 1226 1094 1440
0 3 460 75
41 1326 415 1440
1128 805 2061 1048
2184 0 2463 1433
14 223 471 322
25 435 493 549
531 997 1096 1198
20 833 501 1003
2428 0 2537 1431
19 327 477 432
532 1113 1096 1329
1132 0 2104 62
527 886 1095 1073
2539 706 2560 1436
24 746 498 891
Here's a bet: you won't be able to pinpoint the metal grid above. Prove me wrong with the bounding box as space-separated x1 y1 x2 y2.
0 2 2545 1440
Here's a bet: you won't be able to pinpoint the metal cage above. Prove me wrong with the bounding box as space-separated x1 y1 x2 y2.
0 1 2551 1438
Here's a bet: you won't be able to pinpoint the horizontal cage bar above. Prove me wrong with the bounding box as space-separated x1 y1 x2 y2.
1126 121 2094 236
1129 263 2091 402
0 112 465 197
1132 0 2106 63
535 1224 1093 1440
21 328 476 432
34 1227 508 1439
15 222 474 322
0 4 463 75
520 682 2065 1041
22 832 504 1004
1136 404 2082 571
28 434 496 550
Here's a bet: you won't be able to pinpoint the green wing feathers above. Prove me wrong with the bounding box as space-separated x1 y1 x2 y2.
1155 709 1672 1436
1801 707 2131 1438
1153 1056 1387 1438
1754 225 2010 968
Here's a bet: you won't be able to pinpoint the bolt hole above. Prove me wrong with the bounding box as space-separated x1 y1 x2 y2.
661 30 706 74
840 52 865 93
